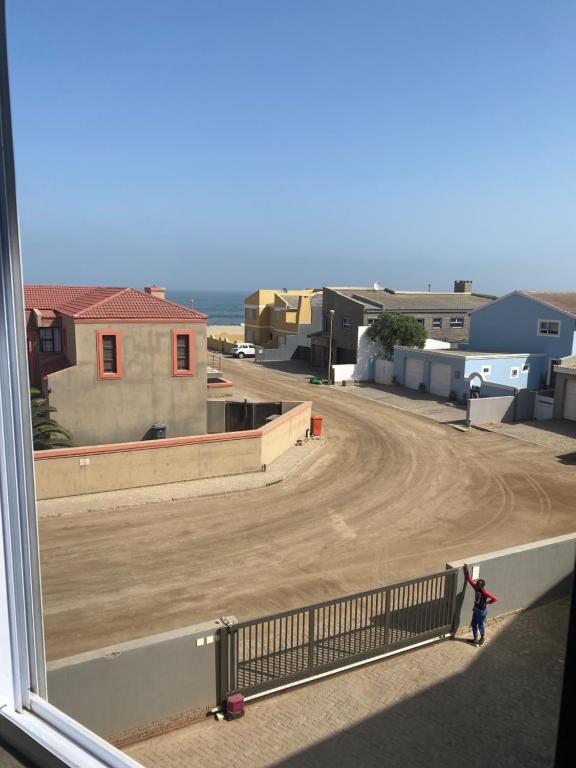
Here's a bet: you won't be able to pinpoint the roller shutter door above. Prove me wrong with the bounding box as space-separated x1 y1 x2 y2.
564 379 576 421
405 358 424 390
429 363 452 398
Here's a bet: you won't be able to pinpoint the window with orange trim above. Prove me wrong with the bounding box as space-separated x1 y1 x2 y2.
96 330 123 379
171 329 195 376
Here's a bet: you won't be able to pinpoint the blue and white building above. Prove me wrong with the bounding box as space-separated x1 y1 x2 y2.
394 291 576 402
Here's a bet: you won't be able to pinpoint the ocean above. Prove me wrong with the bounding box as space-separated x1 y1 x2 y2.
166 289 246 326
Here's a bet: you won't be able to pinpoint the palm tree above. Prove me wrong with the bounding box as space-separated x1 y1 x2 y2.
30 388 73 450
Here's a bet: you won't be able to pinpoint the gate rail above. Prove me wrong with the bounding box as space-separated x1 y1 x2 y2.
221 568 458 700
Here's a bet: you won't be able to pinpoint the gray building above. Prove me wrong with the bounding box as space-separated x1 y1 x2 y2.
311 281 496 368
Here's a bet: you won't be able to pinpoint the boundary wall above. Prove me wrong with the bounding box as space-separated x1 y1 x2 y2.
448 533 576 631
46 619 230 746
48 534 575 744
34 401 312 499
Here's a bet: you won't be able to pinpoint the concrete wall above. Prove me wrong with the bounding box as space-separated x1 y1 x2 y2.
261 402 313 465
469 291 576 361
206 400 226 433
34 401 313 499
467 395 515 425
47 619 228 744
330 327 381 383
49 321 207 446
375 358 394 385
447 533 576 632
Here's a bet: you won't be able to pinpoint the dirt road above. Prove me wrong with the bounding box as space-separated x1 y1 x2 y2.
40 359 575 660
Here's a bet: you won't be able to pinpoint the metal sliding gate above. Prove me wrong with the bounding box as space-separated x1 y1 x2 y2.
221 568 458 700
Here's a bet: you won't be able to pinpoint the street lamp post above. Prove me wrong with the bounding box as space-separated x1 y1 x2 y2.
327 309 335 385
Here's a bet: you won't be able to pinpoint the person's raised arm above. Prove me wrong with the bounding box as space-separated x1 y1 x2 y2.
463 564 476 588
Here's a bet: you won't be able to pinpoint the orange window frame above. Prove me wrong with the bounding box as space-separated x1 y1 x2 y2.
171 329 196 376
96 330 123 380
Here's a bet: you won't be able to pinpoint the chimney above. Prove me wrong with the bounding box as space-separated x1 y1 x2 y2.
454 280 473 294
145 285 166 300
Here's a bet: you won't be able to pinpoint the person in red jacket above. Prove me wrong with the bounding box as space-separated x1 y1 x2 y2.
464 564 497 647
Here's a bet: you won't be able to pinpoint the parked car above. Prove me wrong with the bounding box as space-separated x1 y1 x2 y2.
232 342 256 359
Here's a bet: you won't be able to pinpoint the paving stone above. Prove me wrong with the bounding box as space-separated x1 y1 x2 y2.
126 600 568 768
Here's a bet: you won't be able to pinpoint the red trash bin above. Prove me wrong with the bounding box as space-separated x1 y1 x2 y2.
311 415 323 437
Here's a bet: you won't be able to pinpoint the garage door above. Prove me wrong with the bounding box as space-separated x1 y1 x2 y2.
429 363 452 398
564 379 576 421
405 358 424 390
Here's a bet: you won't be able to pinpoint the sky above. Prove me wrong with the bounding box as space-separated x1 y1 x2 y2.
6 1 576 294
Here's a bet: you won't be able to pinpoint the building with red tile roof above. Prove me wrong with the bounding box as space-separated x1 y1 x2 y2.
26 284 208 446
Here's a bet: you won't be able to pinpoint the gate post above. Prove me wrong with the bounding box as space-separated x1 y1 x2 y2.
308 608 315 669
449 569 460 635
219 626 230 705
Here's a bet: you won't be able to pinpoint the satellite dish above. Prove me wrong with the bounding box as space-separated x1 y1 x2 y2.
373 281 384 291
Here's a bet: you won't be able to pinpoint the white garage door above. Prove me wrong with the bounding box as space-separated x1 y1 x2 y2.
405 358 424 390
429 363 452 398
564 379 576 421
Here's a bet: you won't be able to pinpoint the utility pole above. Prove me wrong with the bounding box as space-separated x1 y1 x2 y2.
327 309 335 385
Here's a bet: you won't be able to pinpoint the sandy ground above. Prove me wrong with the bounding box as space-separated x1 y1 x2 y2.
39 358 576 661
207 325 244 341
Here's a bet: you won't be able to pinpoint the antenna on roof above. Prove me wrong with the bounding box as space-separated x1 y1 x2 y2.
373 281 384 291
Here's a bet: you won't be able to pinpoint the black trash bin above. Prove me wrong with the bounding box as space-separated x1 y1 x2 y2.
151 423 166 439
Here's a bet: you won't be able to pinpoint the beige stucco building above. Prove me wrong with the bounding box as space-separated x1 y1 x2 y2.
25 285 207 446
244 288 322 347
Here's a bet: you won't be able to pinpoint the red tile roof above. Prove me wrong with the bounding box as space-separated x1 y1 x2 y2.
24 284 206 322
24 285 97 310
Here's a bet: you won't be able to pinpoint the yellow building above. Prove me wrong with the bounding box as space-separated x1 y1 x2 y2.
244 289 322 347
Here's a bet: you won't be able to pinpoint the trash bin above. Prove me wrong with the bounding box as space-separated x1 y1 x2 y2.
310 415 323 437
151 423 166 439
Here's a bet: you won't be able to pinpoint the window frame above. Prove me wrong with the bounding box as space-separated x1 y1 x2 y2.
415 318 425 327
341 317 352 330
449 317 464 329
510 366 520 379
0 13 143 762
96 330 123 380
171 329 196 376
538 319 561 337
432 317 443 329
481 365 491 376
38 326 62 353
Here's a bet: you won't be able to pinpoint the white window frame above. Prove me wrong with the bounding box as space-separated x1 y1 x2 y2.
432 317 442 329
538 319 561 337
510 367 520 379
449 317 464 329
0 9 143 764
481 365 491 376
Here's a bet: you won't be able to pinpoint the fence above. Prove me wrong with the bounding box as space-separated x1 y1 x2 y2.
221 569 457 699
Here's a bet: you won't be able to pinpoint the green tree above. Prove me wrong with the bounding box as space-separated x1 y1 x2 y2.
30 388 73 450
366 313 427 359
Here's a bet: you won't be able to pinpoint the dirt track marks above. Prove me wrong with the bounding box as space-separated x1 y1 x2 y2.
40 359 576 659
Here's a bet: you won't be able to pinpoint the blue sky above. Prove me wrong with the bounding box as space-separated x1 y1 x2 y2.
7 1 576 293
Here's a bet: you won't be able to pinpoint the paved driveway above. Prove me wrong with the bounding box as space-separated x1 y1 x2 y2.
334 381 467 425
127 600 568 768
